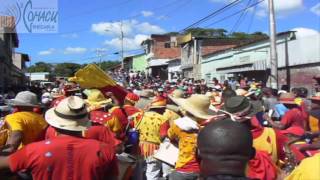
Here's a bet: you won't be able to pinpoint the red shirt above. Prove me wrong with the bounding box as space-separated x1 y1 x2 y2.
123 105 141 117
9 135 118 180
280 108 306 135
45 125 121 149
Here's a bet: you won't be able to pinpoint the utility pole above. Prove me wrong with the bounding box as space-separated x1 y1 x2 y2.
96 49 104 68
268 0 278 89
120 20 124 69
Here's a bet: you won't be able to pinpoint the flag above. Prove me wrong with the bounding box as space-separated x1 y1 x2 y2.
69 64 127 103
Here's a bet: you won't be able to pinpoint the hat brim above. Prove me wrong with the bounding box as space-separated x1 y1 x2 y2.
168 95 180 105
45 108 91 131
5 99 41 107
174 98 213 120
280 100 297 105
149 105 166 109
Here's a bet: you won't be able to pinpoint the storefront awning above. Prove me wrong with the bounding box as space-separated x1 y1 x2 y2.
148 59 169 67
216 60 267 74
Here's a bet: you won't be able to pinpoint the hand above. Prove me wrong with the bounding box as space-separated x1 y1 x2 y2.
263 113 272 122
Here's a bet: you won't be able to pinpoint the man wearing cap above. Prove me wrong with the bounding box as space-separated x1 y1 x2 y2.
0 96 118 180
131 97 169 180
123 92 141 117
167 94 213 180
2 91 48 154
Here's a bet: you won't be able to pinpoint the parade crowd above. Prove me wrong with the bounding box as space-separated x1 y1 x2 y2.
0 65 320 180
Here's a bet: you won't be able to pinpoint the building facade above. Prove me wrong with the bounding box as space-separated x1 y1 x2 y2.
142 34 181 80
0 16 19 93
178 33 241 80
201 31 320 92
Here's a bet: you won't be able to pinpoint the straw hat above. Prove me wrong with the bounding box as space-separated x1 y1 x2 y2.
45 96 91 131
174 94 213 120
149 96 167 109
279 93 297 105
139 89 154 99
6 91 40 107
168 89 184 104
235 89 249 96
85 89 112 111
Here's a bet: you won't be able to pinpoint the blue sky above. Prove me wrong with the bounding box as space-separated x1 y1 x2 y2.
11 0 320 64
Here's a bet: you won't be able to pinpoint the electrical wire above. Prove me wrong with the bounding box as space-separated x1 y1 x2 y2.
229 0 252 34
180 0 242 32
204 0 265 28
246 0 258 33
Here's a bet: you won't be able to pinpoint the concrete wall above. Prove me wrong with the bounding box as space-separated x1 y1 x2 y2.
132 54 147 72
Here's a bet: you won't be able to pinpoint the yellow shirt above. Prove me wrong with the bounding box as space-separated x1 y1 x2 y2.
285 153 320 180
134 111 167 144
104 115 122 134
253 127 278 163
168 123 198 169
5 112 48 148
163 109 180 126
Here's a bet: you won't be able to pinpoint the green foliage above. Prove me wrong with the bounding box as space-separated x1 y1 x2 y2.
54 63 81 77
94 61 121 71
27 62 52 73
183 28 268 39
185 28 228 38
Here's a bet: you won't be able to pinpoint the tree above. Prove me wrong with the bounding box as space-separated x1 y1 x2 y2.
94 61 121 71
27 62 52 73
54 63 81 77
185 28 228 38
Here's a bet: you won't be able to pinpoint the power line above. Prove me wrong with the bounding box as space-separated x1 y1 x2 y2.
246 0 258 33
204 0 265 28
180 0 242 32
229 0 253 34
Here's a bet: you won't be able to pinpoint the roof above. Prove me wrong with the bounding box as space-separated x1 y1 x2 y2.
203 31 295 58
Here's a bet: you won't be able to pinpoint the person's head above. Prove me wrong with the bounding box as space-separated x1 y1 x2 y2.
297 87 308 98
6 91 40 111
279 93 299 109
221 89 236 103
174 94 212 122
291 88 299 97
45 96 91 136
124 93 140 106
149 96 167 114
198 119 255 177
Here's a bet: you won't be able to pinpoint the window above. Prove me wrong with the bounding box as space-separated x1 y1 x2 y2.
164 42 171 48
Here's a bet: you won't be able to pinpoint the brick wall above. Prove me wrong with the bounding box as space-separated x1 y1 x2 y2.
278 65 320 95
153 41 181 59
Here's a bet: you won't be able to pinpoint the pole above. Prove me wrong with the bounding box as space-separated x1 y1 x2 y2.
96 49 102 68
120 21 124 69
268 0 278 89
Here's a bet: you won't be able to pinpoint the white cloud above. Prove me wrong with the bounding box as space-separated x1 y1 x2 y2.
64 47 87 54
141 10 154 17
91 19 165 37
104 34 149 51
259 0 304 17
135 22 166 34
157 15 168 20
38 48 55 56
310 3 320 16
291 27 319 38
61 33 78 39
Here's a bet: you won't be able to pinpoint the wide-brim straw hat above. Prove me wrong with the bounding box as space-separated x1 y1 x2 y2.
6 91 41 107
173 94 213 120
149 96 167 109
279 92 297 105
168 89 184 105
45 96 91 131
85 89 112 110
139 89 154 99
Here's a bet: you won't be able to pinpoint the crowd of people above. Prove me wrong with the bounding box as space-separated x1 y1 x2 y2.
0 66 319 180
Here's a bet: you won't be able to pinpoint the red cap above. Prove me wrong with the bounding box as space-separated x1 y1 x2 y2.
125 93 140 103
